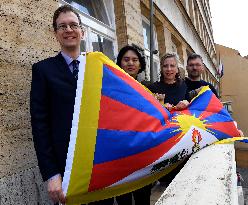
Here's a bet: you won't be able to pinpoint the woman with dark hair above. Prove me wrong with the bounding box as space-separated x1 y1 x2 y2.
115 45 152 205
148 53 189 111
116 45 146 79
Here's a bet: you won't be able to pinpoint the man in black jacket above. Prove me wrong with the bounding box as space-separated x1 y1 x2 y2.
30 5 113 205
186 53 218 97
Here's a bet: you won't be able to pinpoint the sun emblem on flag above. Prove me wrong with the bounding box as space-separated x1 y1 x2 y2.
170 113 213 139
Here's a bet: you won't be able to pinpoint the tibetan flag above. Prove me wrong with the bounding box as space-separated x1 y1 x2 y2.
62 52 242 204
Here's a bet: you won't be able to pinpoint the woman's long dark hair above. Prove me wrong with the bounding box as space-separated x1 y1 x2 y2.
160 53 181 83
116 45 146 74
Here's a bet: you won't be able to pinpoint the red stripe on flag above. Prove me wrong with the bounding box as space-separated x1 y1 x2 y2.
99 95 164 132
199 95 223 119
105 64 169 121
207 121 240 137
88 133 181 191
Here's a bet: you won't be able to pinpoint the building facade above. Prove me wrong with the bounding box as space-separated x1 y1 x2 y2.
216 44 248 179
216 44 248 137
0 0 219 203
58 0 219 84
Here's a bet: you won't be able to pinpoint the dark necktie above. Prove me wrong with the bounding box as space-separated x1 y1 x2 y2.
72 60 79 80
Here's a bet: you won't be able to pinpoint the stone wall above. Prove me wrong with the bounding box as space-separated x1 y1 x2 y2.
0 167 52 204
114 0 144 51
113 0 128 50
123 0 144 48
0 0 59 203
155 144 238 205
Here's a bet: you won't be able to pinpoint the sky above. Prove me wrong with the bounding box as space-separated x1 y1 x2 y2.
209 0 248 57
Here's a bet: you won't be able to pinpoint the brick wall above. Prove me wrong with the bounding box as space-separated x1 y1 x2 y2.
114 0 144 51
113 0 128 50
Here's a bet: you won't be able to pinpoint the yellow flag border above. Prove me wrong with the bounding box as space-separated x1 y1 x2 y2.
67 161 183 204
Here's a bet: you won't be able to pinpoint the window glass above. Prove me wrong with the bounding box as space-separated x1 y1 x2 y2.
80 40 86 52
144 54 160 81
171 42 178 53
153 61 160 80
90 32 115 61
65 0 110 26
142 18 160 81
142 21 151 50
142 19 159 51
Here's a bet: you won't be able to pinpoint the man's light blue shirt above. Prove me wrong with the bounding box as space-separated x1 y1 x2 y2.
61 51 84 73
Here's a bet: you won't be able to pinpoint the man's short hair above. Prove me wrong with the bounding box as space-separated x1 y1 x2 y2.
187 53 203 64
53 5 82 31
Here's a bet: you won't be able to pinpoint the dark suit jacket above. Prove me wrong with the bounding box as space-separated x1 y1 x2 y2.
30 53 77 181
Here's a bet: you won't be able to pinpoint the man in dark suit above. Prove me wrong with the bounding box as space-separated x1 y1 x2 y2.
30 5 113 205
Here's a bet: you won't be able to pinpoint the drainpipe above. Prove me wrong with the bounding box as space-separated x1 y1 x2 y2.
150 0 154 82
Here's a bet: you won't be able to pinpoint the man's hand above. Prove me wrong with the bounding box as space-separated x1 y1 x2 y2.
175 100 189 110
47 175 66 204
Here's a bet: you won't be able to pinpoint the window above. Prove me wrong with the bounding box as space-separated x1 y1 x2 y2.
171 35 183 64
65 0 111 26
90 32 115 60
153 61 160 80
142 17 160 82
186 49 192 58
171 41 178 54
80 40 86 53
142 21 151 50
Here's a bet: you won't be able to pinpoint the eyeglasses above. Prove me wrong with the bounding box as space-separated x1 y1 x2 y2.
56 23 81 31
188 64 202 68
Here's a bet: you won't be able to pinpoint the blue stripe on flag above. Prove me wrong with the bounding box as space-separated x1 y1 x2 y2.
94 128 181 164
188 90 212 118
207 128 233 141
217 107 232 117
203 109 233 123
102 66 168 126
